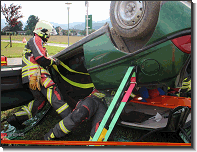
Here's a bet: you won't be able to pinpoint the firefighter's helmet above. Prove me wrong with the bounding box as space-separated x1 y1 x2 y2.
33 20 57 41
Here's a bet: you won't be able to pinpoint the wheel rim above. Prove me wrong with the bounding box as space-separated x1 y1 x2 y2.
114 1 145 29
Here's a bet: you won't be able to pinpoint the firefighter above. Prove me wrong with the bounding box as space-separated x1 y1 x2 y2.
7 20 72 128
179 76 191 98
44 88 108 141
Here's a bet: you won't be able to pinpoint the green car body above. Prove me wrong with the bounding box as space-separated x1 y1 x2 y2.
82 1 191 90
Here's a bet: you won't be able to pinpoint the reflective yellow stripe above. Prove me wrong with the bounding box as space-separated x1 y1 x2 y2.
53 64 94 89
41 68 50 74
59 120 70 134
22 55 50 77
130 93 136 98
23 49 31 55
59 61 89 75
111 91 116 96
182 82 190 85
22 70 37 78
56 103 69 114
15 111 28 117
23 56 49 74
181 86 189 89
1 61 7 63
93 92 105 98
22 70 36 78
28 100 34 112
49 59 53 66
22 65 39 72
47 87 52 104
22 106 32 119
50 133 55 139
22 56 37 78
22 56 34 66
43 77 51 88
15 100 34 117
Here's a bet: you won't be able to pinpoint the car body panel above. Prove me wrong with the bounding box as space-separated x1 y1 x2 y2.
83 1 191 90
146 1 191 45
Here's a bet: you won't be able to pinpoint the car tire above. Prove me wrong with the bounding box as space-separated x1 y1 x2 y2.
110 1 161 39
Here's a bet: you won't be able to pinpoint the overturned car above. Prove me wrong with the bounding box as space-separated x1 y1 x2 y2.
1 1 191 143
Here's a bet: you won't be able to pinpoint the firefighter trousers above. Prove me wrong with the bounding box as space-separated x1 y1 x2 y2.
51 95 107 140
10 84 72 125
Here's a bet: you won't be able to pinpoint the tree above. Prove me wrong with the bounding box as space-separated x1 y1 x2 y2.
24 15 39 35
80 29 96 36
55 26 63 35
89 29 96 34
1 3 23 47
10 21 23 32
62 30 71 36
79 30 86 36
55 27 60 35
70 28 77 36
25 30 32 35
1 3 23 28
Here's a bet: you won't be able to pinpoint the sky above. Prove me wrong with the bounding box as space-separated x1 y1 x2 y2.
1 1 111 25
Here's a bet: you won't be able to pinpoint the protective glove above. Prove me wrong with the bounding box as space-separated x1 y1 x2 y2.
52 58 60 66
36 68 43 91
29 75 37 90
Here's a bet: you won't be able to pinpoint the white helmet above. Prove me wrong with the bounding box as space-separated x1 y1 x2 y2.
33 20 57 36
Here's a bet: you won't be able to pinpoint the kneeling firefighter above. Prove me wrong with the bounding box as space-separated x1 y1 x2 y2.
7 20 72 128
44 88 111 141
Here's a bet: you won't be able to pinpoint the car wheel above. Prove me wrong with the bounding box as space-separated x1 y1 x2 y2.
110 1 161 39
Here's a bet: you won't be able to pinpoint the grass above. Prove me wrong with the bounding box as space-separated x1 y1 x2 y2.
1 35 84 45
1 42 65 57
1 42 26 57
1 35 85 58
1 106 184 146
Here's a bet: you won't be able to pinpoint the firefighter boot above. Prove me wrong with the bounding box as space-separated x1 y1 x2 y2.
7 114 25 130
44 128 57 140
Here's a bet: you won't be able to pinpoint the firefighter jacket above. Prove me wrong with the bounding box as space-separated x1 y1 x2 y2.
22 34 55 88
180 76 191 97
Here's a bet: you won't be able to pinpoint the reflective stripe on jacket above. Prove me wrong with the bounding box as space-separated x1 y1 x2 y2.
22 34 55 88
